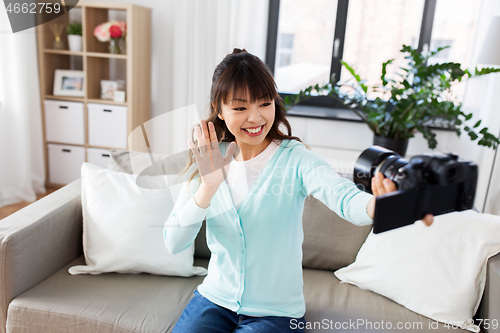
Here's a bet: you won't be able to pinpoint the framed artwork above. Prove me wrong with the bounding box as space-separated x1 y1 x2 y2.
100 80 118 100
101 79 126 102
53 70 85 97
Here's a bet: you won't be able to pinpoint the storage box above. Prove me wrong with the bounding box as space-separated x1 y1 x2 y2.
47 144 85 185
88 103 128 149
87 148 112 168
44 100 85 145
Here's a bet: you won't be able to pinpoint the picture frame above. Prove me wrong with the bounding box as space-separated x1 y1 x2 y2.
101 79 126 102
100 80 118 100
53 69 85 97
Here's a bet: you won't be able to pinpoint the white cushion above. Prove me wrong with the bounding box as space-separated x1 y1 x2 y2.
68 163 207 277
334 210 500 332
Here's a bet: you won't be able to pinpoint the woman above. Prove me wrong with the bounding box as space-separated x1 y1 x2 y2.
164 48 433 333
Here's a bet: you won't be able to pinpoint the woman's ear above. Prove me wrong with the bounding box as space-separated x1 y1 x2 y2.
218 113 224 121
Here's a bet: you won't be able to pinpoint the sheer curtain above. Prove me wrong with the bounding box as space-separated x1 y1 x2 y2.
155 0 269 157
457 0 500 213
0 6 45 208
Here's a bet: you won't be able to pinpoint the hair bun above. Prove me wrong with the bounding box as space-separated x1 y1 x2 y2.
231 48 248 55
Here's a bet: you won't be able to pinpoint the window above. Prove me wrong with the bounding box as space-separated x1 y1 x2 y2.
272 0 338 94
266 0 483 111
277 33 294 67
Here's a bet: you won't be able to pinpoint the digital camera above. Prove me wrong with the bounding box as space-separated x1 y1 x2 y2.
353 146 478 233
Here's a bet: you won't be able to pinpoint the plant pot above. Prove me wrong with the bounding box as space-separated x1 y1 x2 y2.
67 35 82 52
373 134 409 157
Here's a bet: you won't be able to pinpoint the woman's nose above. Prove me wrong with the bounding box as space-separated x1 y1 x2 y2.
247 105 262 123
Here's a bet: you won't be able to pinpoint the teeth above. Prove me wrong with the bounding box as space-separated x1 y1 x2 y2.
244 125 262 134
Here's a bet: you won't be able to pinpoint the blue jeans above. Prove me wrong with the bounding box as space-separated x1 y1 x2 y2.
172 290 306 333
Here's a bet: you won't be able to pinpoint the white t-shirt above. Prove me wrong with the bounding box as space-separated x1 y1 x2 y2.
226 140 281 210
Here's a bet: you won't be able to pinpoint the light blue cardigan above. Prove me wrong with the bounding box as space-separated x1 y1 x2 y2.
164 139 373 318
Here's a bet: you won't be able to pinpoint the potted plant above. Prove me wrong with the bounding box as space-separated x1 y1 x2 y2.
66 21 82 52
284 45 500 156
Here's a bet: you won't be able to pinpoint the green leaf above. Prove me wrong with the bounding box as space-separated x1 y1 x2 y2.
468 131 478 141
340 60 368 93
429 45 451 58
473 120 481 128
381 59 394 86
474 67 500 77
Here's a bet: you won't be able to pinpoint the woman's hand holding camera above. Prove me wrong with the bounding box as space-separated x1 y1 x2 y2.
368 172 434 226
187 120 236 208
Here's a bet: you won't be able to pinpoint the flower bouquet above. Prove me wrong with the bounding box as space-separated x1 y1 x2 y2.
93 20 127 54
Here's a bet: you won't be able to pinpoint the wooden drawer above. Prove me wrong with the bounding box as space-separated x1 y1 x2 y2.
44 100 85 145
88 103 128 149
47 144 85 185
87 147 112 168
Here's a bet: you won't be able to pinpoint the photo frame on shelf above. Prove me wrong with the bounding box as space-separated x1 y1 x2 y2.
100 80 118 100
101 79 126 102
53 69 85 97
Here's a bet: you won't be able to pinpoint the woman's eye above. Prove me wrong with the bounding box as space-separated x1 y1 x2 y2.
260 103 271 107
233 107 246 111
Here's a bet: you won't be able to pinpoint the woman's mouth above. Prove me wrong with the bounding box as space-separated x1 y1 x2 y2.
242 124 264 137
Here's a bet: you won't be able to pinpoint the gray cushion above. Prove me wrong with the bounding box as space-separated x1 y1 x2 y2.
301 195 372 271
7 256 208 333
303 268 467 333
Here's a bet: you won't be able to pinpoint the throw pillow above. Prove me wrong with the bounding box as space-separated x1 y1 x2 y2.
68 163 207 277
302 195 372 271
334 210 500 332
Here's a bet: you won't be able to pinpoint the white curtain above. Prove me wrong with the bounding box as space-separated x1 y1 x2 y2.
462 0 500 213
159 0 269 157
0 7 45 208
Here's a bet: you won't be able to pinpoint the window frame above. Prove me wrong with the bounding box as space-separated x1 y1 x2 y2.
265 0 438 115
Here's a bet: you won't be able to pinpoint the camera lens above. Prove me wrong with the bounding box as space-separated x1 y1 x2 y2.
353 145 408 193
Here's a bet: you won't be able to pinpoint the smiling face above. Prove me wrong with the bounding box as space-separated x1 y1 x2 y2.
218 90 276 160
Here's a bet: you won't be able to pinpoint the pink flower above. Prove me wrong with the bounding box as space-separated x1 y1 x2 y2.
116 21 127 35
109 25 122 39
93 21 126 42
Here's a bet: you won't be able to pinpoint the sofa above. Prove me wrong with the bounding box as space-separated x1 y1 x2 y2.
0 158 499 333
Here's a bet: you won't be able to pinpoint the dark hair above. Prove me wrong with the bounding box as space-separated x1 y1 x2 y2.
180 48 310 185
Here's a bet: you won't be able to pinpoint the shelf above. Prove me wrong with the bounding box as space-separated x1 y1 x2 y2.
43 49 84 56
43 49 127 58
86 57 127 100
37 2 151 186
45 95 84 103
46 141 85 147
44 96 126 105
87 98 127 106
87 144 126 150
86 52 127 59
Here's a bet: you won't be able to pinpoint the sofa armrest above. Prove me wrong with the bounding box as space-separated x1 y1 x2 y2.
478 252 500 333
0 179 83 333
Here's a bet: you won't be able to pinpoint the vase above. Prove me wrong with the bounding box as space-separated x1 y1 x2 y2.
373 134 409 157
53 36 64 50
68 35 82 52
109 38 121 54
